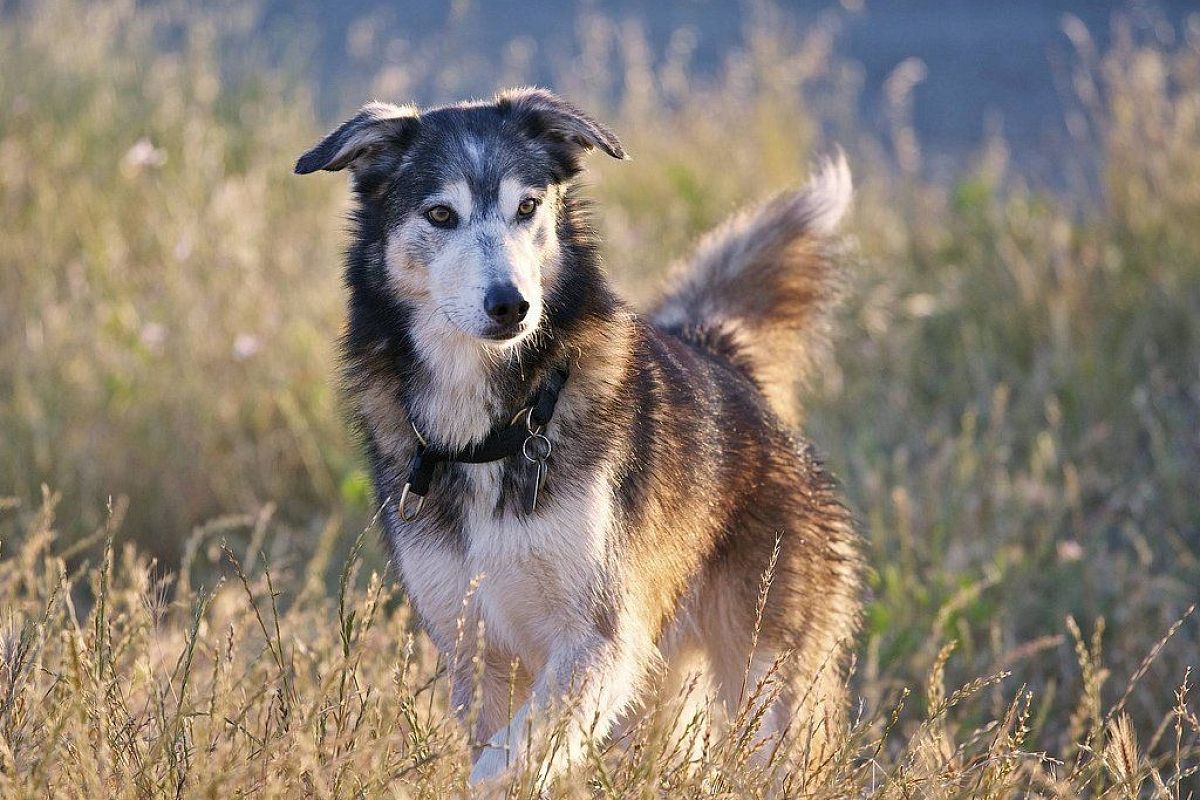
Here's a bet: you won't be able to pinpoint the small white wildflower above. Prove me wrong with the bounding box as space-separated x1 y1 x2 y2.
123 137 167 169
140 322 166 353
233 333 261 360
1057 539 1084 563
173 235 193 262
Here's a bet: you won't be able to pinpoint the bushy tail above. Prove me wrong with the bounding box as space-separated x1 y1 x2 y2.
650 154 852 427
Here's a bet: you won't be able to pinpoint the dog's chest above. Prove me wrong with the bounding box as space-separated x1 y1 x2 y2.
396 462 613 657
356 364 614 656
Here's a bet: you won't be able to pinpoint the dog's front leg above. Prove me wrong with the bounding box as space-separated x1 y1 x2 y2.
450 643 531 758
469 627 655 786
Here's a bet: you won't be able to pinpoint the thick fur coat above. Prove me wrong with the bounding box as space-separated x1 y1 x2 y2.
297 87 861 786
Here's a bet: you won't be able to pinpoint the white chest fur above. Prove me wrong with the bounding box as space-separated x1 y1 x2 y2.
359 328 617 664
394 460 615 664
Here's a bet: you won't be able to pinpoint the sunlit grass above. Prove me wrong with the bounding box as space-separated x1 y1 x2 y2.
1 497 1196 797
1 0 1198 795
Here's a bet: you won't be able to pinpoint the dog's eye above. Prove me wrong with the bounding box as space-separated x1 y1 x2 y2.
425 205 457 228
516 197 540 218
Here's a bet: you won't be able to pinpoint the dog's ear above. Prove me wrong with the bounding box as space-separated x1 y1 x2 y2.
295 102 419 175
498 87 627 169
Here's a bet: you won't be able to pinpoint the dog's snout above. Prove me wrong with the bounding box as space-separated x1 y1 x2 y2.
483 283 529 326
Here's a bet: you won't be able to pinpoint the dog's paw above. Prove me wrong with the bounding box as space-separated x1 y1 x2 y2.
469 746 512 788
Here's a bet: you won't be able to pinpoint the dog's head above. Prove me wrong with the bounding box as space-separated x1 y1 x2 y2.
296 88 625 349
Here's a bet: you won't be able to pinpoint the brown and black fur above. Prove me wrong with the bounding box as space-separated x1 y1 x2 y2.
297 87 861 786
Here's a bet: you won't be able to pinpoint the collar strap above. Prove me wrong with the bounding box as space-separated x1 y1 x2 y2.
401 366 569 511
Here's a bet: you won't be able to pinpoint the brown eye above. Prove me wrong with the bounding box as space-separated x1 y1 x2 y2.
517 197 540 218
425 205 457 228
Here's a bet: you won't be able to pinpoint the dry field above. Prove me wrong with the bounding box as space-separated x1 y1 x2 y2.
1 1 1198 796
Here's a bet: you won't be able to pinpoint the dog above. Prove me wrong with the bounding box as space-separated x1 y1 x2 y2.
296 87 861 787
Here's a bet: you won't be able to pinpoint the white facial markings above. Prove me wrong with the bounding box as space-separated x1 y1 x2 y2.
384 217 430 298
463 135 486 171
425 180 473 222
495 178 562 305
378 176 566 446
534 183 564 285
498 177 536 221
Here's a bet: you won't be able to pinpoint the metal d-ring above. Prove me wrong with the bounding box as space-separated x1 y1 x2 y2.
509 406 542 435
398 482 425 522
522 432 552 463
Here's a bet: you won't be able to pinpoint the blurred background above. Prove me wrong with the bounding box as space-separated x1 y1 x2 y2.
1 0 1198 756
268 0 1195 180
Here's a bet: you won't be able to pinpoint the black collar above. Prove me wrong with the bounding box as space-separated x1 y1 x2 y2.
399 366 569 518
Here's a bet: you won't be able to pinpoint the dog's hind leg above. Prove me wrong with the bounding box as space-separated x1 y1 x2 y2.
697 564 850 783
647 628 715 773
706 637 847 786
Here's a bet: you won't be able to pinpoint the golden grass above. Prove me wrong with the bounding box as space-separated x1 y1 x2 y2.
1 0 1199 795
1 496 1196 797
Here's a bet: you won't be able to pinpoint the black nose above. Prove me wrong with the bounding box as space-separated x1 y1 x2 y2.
483 283 529 326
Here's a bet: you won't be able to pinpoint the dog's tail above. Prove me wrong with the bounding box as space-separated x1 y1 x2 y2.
650 153 851 427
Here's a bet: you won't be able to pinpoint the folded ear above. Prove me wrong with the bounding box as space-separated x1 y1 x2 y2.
295 102 419 175
498 87 627 166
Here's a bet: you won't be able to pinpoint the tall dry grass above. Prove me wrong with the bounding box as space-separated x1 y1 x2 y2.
1 494 1196 797
0 0 352 560
1 0 1198 795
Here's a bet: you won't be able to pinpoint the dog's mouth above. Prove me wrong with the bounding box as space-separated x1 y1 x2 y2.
474 305 541 347
435 303 540 348
479 323 530 345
